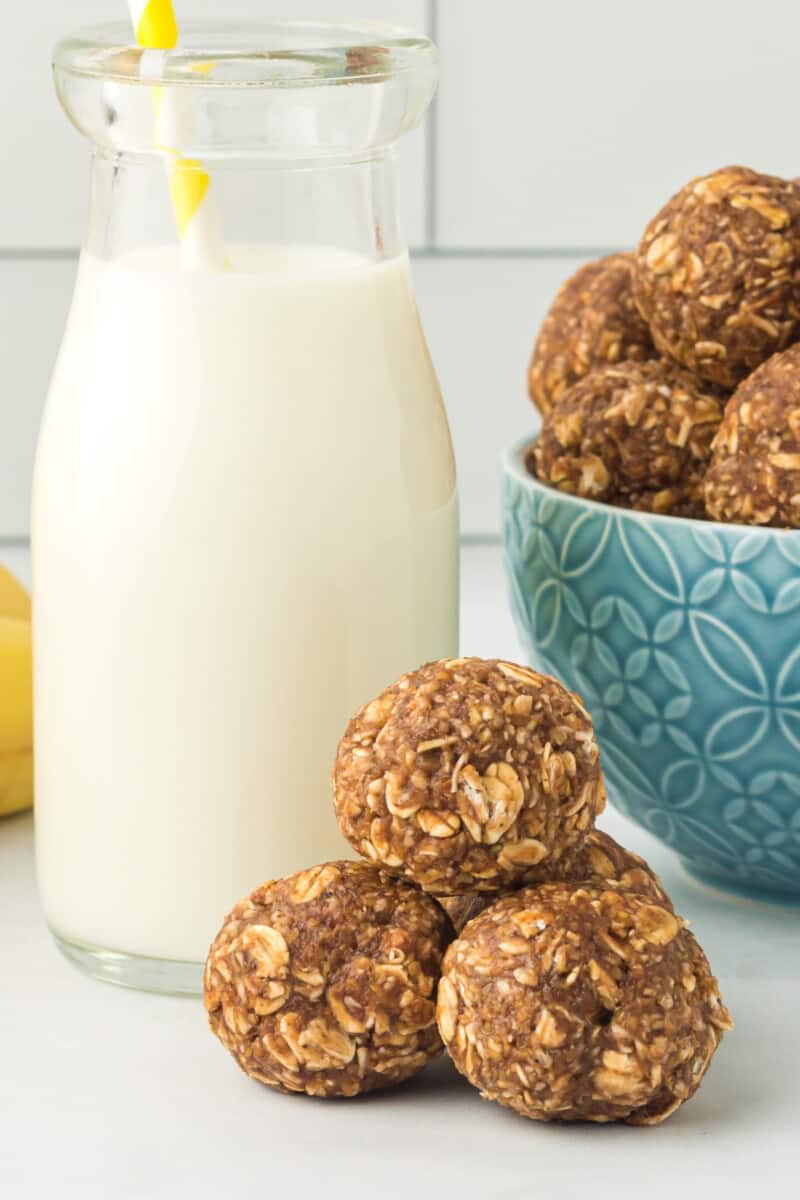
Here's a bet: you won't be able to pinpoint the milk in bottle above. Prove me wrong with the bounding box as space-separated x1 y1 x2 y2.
35 23 457 992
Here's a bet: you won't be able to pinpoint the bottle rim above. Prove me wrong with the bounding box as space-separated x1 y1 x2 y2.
53 19 437 90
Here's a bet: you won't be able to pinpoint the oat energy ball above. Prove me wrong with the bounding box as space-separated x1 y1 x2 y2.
334 658 606 896
204 861 451 1098
437 883 732 1124
634 166 800 388
705 343 800 526
529 253 655 414
533 359 723 515
436 829 671 933
568 829 672 908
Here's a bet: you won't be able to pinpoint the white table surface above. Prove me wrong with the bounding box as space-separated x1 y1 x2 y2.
2 542 798 1200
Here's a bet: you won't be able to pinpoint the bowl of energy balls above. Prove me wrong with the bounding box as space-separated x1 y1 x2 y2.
205 658 732 1123
502 166 800 902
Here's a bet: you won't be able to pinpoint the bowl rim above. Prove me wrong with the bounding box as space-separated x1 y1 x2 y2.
502 433 800 541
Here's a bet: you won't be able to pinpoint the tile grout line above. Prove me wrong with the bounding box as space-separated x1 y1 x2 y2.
461 533 502 547
425 0 439 250
1 534 503 550
0 248 80 261
415 245 625 260
0 246 623 263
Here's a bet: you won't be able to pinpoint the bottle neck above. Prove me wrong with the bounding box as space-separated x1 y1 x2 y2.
85 148 403 263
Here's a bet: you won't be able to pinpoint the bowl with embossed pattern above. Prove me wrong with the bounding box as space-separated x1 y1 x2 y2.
502 434 800 902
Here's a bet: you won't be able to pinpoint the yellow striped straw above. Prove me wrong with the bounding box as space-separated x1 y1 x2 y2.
127 0 227 269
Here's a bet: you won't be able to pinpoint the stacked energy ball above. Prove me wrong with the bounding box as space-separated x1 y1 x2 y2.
529 165 800 527
205 658 732 1125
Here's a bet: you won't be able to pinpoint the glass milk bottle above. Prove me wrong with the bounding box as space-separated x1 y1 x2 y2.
34 22 458 994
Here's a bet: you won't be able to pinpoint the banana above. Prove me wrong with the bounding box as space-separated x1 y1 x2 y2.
0 749 33 818
0 617 33 756
0 564 31 621
0 566 33 817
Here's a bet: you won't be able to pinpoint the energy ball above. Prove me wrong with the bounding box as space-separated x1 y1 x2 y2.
437 882 732 1125
204 860 451 1098
333 658 606 896
568 828 672 908
532 358 723 516
529 253 655 415
704 343 800 527
634 165 800 389
436 829 671 933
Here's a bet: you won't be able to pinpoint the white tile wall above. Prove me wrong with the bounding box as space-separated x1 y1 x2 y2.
0 0 430 250
414 254 587 535
0 260 74 538
3 1 799 539
435 0 800 249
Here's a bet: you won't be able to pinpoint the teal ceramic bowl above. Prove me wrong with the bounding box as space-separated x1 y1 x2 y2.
502 435 800 903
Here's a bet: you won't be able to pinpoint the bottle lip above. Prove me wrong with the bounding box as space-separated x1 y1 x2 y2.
53 19 437 89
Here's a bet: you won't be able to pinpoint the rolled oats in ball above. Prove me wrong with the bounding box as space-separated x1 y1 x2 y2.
436 828 671 933
567 828 672 908
705 342 800 527
532 358 723 516
528 253 655 415
204 860 452 1098
634 165 800 388
437 882 732 1125
333 658 606 896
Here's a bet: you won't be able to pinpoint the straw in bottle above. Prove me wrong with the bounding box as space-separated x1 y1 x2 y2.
127 0 227 269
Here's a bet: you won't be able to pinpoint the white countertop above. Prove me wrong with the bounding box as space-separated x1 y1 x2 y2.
2 543 798 1200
